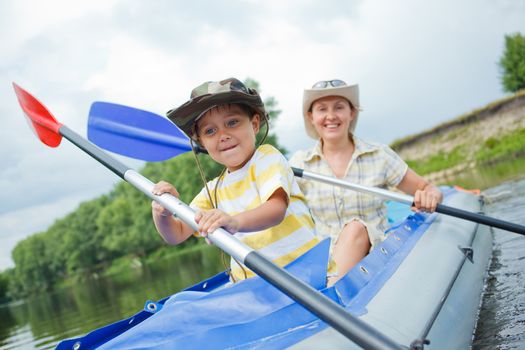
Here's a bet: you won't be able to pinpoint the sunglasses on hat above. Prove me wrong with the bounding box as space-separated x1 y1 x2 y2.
311 79 347 89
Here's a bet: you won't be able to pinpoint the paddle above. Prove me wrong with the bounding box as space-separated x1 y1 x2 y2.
88 101 525 236
13 83 403 350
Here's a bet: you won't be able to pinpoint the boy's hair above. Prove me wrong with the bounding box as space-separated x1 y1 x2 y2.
167 78 267 140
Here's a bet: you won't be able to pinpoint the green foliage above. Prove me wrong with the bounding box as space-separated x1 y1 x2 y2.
0 270 10 302
499 33 525 93
475 128 525 163
406 146 466 175
484 137 498 149
245 77 286 155
7 78 284 298
11 232 56 295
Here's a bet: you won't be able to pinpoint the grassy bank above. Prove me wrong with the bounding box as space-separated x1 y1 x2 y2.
391 89 525 151
475 128 525 164
405 127 525 182
392 90 525 189
439 156 525 190
406 145 466 175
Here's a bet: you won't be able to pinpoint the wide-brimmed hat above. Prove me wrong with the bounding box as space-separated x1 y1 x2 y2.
302 80 360 139
167 78 267 139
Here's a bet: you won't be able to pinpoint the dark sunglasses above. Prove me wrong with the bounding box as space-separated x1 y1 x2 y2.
312 79 347 89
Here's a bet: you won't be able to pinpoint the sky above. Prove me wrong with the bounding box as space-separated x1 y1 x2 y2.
1 0 524 270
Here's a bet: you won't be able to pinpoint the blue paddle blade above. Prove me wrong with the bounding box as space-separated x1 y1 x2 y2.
88 102 192 161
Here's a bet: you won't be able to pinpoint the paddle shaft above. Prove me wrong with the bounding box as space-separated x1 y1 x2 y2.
292 168 525 235
60 125 403 350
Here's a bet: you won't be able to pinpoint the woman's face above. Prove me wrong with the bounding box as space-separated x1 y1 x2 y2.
308 96 355 142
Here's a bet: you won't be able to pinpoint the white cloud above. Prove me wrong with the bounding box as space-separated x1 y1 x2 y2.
0 0 524 268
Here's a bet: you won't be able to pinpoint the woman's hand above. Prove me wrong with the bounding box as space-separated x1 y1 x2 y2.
397 169 443 213
151 181 180 217
195 209 240 236
413 185 443 213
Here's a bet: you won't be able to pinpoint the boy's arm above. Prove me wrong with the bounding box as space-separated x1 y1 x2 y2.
152 208 195 245
196 188 288 235
236 187 288 231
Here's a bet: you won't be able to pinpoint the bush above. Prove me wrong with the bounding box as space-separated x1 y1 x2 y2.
500 33 525 93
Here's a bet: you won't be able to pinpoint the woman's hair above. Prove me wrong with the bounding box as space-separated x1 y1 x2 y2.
309 97 355 112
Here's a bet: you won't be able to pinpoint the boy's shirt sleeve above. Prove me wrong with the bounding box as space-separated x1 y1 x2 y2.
254 145 294 202
190 186 214 211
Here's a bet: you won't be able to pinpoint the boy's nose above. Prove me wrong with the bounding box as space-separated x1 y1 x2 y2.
218 130 231 141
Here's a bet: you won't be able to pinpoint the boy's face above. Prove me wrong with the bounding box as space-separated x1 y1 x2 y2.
196 104 260 172
308 96 355 142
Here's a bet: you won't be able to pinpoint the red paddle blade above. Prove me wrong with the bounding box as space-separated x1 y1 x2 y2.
12 82 63 147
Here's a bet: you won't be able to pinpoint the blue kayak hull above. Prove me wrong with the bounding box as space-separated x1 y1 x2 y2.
56 188 492 349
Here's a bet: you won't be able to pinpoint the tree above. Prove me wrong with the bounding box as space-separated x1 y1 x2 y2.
0 270 10 302
499 33 525 93
244 77 286 155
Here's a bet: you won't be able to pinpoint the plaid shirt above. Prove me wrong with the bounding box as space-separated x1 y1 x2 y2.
289 136 408 242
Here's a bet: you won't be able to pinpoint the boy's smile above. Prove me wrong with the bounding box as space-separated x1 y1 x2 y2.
196 104 260 172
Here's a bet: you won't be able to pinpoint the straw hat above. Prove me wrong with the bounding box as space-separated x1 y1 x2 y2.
302 80 360 139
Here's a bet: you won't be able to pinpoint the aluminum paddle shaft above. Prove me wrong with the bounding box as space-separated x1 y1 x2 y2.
13 83 404 350
292 168 525 235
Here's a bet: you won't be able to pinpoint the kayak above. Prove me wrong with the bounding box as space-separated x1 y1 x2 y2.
12 84 515 349
55 187 492 349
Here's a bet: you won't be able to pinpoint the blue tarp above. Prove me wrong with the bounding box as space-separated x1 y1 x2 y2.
56 194 451 349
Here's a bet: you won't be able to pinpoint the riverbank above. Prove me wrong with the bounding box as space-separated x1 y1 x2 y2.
391 90 525 189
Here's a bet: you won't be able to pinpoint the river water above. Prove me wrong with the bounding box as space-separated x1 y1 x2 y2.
472 177 525 349
1 178 524 349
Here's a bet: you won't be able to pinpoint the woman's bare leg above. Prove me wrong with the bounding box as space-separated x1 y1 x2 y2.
327 221 370 286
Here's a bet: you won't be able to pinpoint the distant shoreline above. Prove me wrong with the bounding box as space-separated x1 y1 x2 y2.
391 90 525 189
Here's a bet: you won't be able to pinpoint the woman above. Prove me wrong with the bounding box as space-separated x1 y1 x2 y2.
289 79 443 284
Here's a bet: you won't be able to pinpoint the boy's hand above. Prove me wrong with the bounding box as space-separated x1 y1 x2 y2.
195 209 240 236
151 181 180 217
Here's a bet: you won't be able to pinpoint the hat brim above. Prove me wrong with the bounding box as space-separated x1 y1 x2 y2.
302 84 359 139
167 91 266 138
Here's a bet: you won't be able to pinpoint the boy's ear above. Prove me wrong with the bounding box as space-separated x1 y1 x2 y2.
251 114 260 133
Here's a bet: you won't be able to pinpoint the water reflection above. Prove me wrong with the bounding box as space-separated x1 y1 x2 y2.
1 245 223 349
439 157 525 190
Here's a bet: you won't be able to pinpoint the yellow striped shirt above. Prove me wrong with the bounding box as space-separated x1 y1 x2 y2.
191 144 319 281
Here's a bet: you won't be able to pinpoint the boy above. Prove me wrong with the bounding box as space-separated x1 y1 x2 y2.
151 78 321 282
